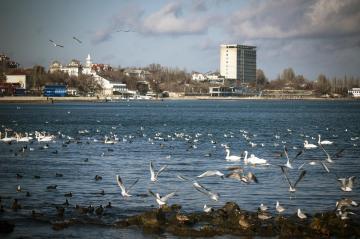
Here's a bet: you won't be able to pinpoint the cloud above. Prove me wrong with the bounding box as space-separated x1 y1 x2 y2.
229 0 360 40
91 4 143 44
141 2 216 35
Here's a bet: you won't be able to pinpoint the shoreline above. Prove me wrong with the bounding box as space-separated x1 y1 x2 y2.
0 96 358 103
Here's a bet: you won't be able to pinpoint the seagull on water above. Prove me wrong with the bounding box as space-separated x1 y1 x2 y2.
49 39 64 48
197 170 224 179
280 166 306 192
150 161 167 182
148 190 176 207
116 175 139 197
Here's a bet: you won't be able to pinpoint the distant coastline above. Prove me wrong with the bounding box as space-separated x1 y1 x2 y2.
0 96 358 103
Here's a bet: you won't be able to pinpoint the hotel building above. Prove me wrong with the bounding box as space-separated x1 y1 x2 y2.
220 44 256 84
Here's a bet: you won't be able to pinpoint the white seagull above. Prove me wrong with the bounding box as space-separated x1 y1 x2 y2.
150 161 167 182
148 190 176 207
193 181 219 201
297 208 307 219
276 201 285 214
197 170 224 179
203 204 214 213
116 175 139 197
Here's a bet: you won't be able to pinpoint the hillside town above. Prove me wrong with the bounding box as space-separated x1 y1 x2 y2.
1 44 360 100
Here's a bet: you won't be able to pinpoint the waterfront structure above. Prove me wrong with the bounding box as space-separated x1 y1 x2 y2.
43 85 67 97
220 44 256 84
5 74 27 89
209 86 235 97
348 88 360 97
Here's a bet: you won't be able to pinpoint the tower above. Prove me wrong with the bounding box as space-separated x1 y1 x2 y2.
86 54 92 68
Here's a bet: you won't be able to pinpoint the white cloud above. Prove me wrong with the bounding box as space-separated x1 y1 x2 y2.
141 2 216 35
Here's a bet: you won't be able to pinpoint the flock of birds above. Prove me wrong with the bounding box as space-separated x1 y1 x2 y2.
0 123 359 222
49 29 134 48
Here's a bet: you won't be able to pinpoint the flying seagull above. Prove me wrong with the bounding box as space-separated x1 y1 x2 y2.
197 170 224 179
193 181 219 201
72 36 82 44
282 146 303 169
116 175 139 197
280 166 306 192
150 161 167 182
49 39 64 48
148 189 176 207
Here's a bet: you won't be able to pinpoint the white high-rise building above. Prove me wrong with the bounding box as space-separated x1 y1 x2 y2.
220 44 256 84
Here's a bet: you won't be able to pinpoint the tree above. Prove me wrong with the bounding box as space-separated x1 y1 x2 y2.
315 74 331 95
281 68 295 82
256 69 268 86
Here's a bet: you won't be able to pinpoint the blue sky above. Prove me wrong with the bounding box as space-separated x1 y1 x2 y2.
1 0 359 80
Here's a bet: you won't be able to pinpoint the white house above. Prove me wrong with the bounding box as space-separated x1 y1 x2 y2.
5 74 27 88
192 72 207 82
348 88 360 97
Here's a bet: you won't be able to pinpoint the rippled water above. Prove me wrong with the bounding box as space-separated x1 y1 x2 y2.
0 100 359 238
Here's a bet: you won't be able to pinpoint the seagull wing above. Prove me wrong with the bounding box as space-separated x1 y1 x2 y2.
293 150 303 161
116 175 126 192
57 44 64 48
319 144 333 163
320 161 330 173
294 170 306 188
177 174 190 181
150 161 155 180
161 192 176 202
127 178 139 191
348 176 356 188
148 189 157 198
280 166 293 188
156 165 168 177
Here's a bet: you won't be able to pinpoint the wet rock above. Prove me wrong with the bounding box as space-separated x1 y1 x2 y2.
0 220 14 234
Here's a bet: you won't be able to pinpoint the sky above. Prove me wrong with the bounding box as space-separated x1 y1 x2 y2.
1 0 359 80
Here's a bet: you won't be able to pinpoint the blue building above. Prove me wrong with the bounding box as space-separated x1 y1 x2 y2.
43 85 67 97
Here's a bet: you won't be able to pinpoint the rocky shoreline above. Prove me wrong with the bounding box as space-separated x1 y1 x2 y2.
113 202 360 237
2 202 358 238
